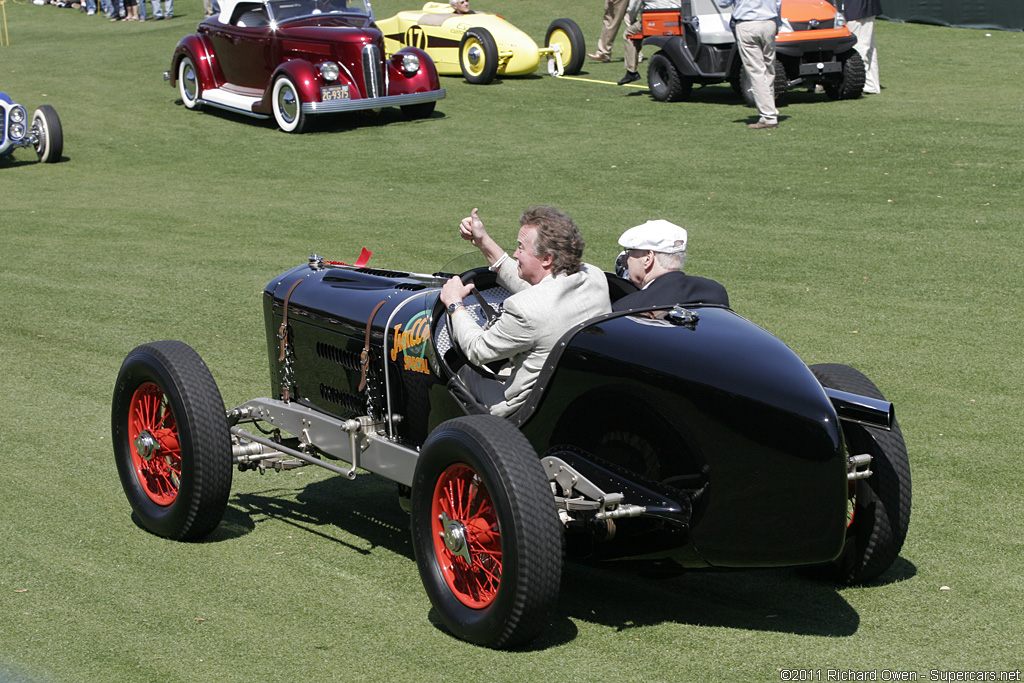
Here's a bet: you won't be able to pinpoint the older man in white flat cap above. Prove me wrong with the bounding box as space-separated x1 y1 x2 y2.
612 219 729 312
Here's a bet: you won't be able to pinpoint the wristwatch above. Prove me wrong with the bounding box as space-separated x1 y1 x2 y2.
447 300 465 315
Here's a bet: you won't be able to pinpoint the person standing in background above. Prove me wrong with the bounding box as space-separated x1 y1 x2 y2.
842 0 882 94
718 0 781 129
587 0 629 62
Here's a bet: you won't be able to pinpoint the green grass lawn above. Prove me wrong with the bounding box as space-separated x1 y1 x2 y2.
2 1 1023 680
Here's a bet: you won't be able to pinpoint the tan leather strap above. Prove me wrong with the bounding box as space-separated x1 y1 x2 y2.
278 278 304 362
359 300 387 392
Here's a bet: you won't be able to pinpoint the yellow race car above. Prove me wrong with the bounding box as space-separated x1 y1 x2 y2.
376 2 585 84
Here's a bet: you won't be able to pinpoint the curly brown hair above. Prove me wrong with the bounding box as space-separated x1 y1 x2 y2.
519 205 584 276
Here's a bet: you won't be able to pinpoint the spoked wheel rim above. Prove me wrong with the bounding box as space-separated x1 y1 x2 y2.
31 118 48 157
431 463 502 609
846 480 856 528
128 381 182 506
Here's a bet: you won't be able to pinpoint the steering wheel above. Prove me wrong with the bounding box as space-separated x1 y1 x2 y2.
431 266 512 378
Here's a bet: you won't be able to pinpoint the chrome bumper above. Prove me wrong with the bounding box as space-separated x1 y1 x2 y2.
301 88 446 115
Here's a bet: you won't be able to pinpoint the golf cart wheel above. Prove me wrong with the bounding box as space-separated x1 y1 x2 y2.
545 18 586 76
460 28 499 85
823 50 865 100
112 341 233 541
411 415 562 648
31 105 63 163
772 57 788 106
648 52 691 102
738 59 786 107
810 363 911 584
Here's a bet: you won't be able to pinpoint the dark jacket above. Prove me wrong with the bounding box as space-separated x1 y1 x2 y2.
612 270 730 311
840 0 882 22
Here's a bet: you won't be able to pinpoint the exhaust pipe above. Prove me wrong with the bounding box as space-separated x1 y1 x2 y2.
825 388 894 430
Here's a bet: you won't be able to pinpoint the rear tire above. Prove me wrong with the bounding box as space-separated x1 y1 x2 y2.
810 363 911 584
178 54 203 111
111 341 233 541
823 50 865 100
460 28 499 85
545 18 586 76
411 415 562 648
31 105 63 163
648 52 691 102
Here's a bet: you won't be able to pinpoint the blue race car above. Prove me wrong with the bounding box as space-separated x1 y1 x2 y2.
0 93 63 163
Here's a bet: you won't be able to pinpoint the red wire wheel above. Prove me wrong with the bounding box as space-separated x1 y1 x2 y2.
431 463 502 609
112 341 233 541
127 382 182 506
412 415 562 649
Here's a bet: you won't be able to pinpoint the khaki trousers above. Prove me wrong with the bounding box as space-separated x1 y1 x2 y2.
848 16 880 94
735 19 778 124
596 0 629 57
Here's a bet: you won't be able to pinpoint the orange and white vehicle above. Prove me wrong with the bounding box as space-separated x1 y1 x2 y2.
639 0 864 102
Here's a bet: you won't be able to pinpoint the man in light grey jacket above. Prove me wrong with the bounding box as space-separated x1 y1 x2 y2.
440 206 611 417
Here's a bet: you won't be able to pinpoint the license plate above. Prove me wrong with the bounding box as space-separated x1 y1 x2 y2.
321 85 350 101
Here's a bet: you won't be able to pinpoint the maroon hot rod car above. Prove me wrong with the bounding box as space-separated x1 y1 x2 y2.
165 0 446 132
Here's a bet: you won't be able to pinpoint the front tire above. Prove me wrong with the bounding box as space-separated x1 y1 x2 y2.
810 363 911 584
178 55 203 111
545 18 585 76
411 415 562 648
111 341 233 541
459 28 499 85
823 50 865 100
272 75 308 133
31 105 63 163
648 52 691 102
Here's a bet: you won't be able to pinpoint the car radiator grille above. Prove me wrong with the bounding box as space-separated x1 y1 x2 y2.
789 19 836 30
362 44 383 99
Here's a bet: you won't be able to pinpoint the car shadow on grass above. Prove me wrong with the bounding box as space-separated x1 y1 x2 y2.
537 554 919 646
171 98 446 133
210 472 917 647
215 471 415 558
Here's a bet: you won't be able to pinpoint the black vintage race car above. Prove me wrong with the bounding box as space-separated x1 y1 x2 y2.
111 252 911 649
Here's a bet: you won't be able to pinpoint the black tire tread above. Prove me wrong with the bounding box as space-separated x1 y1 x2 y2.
112 340 232 541
412 415 562 649
460 27 499 85
545 18 586 75
810 363 911 584
648 52 691 102
33 105 63 163
823 50 865 100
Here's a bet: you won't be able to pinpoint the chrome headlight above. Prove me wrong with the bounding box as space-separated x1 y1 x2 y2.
9 122 26 140
835 11 846 27
401 53 421 75
320 61 340 81
9 105 27 124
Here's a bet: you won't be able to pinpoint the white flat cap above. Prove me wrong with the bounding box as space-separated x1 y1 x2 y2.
618 219 688 254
